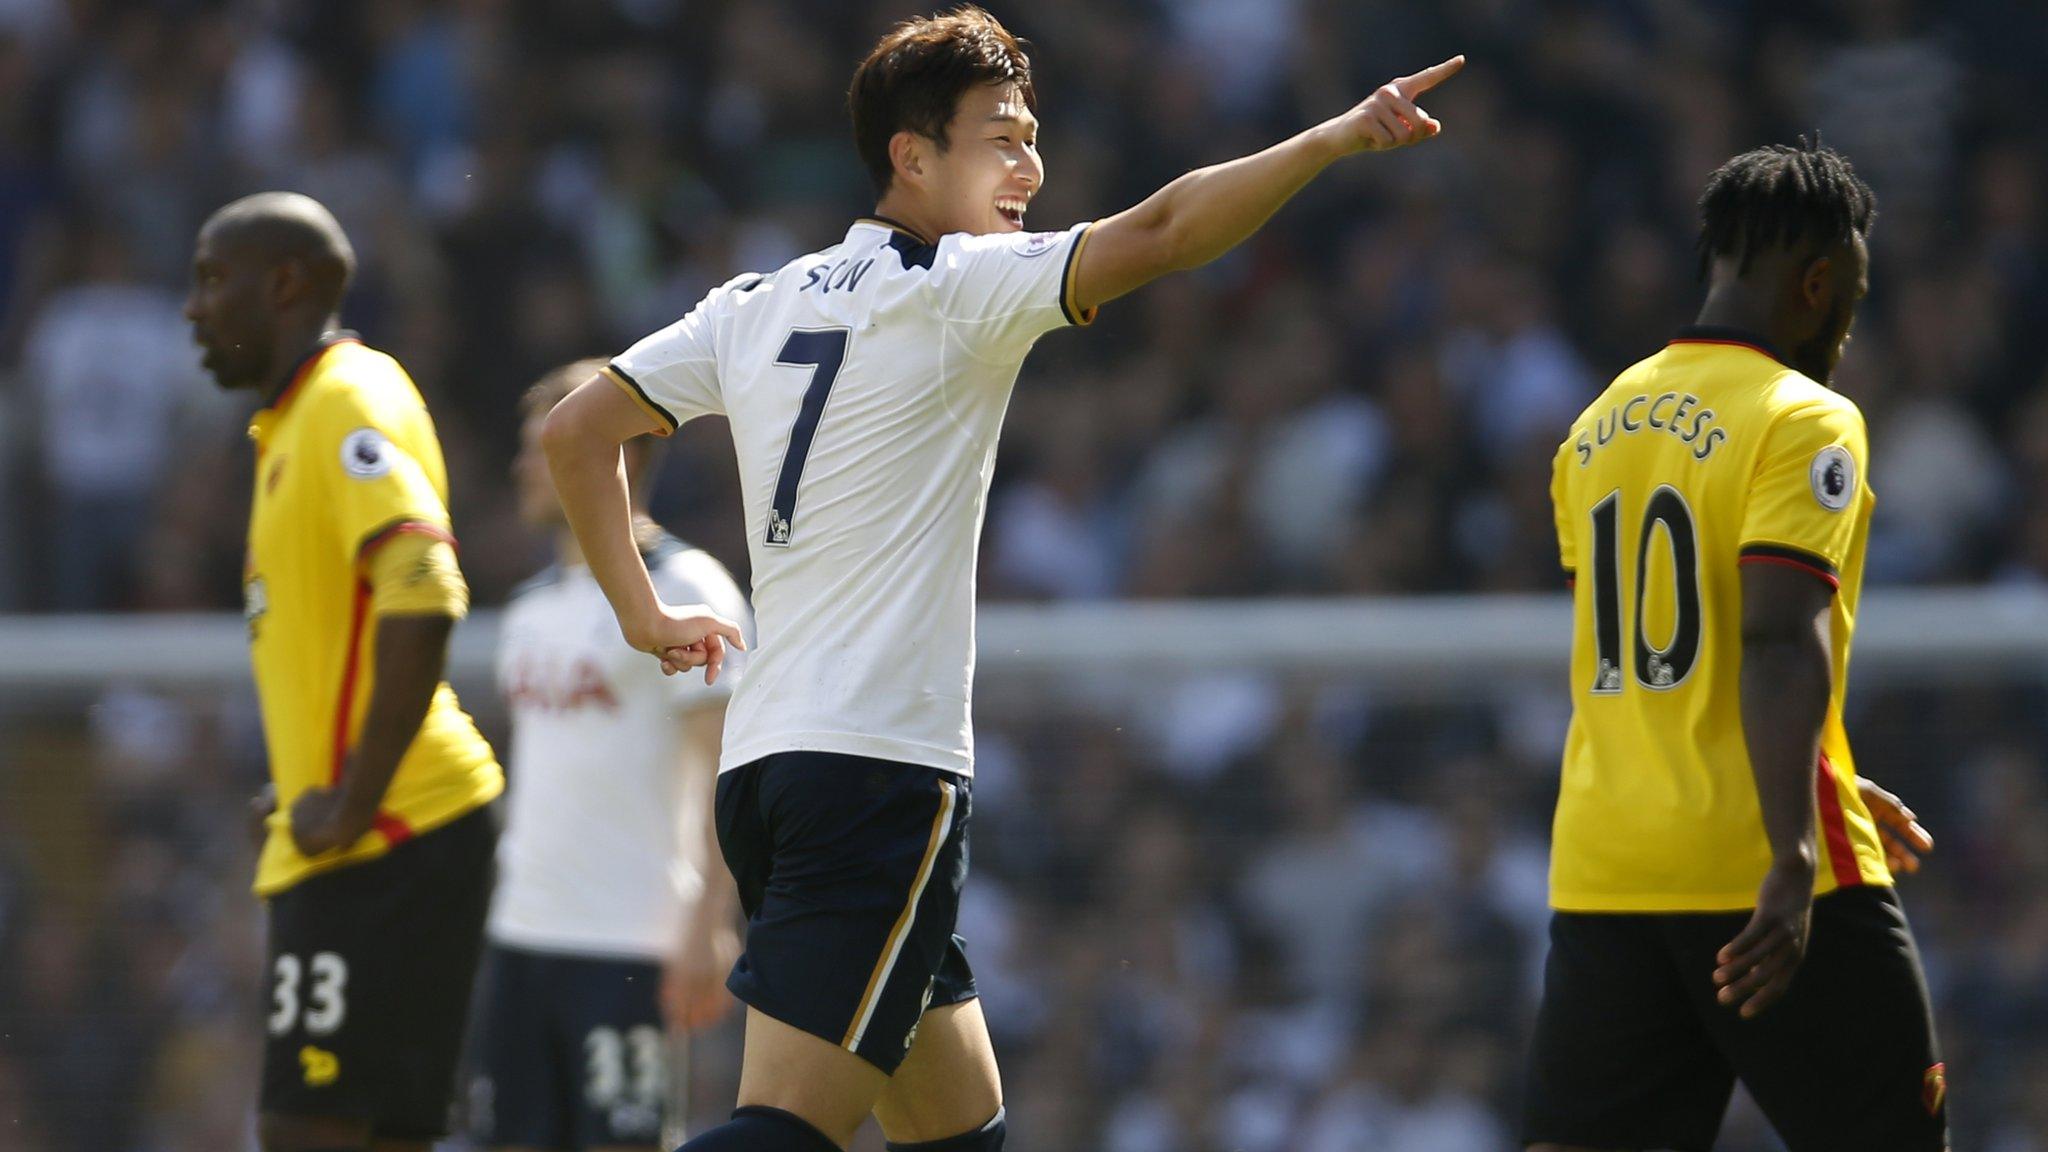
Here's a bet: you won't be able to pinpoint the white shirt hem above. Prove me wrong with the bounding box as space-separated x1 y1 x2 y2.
487 922 672 963
719 731 972 777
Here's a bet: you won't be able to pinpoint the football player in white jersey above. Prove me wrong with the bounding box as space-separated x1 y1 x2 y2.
471 361 752 1152
541 9 1463 1152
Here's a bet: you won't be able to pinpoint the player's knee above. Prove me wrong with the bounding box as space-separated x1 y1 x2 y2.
677 1106 843 1152
257 1111 372 1152
884 1107 1005 1152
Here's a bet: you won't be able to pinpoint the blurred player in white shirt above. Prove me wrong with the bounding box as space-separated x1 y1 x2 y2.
541 8 1463 1151
471 360 751 1152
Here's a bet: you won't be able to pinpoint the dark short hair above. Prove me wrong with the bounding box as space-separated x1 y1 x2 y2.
1696 139 1877 278
848 5 1035 197
202 191 358 312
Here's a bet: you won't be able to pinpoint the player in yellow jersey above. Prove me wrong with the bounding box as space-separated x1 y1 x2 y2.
1524 144 1948 1152
185 192 504 1152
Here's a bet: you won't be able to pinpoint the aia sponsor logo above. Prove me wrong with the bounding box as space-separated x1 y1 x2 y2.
504 656 618 712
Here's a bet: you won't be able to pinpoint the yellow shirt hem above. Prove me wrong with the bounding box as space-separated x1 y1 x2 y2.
1550 873 1882 914
253 778 502 898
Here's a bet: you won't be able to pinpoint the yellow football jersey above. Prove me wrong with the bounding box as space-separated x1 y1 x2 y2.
244 334 502 896
1548 327 1891 912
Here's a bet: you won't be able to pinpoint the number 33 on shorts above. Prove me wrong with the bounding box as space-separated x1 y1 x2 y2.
269 951 350 1036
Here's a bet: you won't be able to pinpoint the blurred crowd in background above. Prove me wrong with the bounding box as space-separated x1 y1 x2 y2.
1 0 2047 1149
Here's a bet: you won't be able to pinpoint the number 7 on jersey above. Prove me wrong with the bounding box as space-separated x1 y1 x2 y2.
766 328 850 547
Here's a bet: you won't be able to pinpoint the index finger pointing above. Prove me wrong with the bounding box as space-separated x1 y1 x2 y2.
1394 54 1466 99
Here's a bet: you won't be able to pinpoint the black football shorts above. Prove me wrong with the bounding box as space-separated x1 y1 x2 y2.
259 804 497 1139
1523 884 1947 1152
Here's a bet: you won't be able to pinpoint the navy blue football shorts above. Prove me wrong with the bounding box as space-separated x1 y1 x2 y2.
715 751 976 1074
469 943 670 1148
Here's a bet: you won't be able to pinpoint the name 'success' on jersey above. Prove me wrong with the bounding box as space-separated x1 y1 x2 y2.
1548 328 1891 913
605 217 1096 777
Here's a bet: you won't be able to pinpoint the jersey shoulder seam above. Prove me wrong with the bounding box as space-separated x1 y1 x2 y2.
1768 387 1866 432
301 356 417 423
927 235 1064 337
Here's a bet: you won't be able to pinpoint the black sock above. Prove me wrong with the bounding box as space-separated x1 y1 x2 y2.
674 1105 843 1151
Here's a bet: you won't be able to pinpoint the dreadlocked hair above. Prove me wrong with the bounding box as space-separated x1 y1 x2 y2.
1695 137 1876 279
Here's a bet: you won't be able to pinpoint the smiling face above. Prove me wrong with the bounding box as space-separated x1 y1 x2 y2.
903 81 1044 238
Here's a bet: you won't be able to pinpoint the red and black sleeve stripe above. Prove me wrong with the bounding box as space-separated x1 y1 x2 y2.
357 518 457 564
1738 543 1840 589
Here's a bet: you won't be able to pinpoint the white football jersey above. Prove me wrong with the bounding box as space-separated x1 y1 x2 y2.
607 217 1096 777
490 537 753 959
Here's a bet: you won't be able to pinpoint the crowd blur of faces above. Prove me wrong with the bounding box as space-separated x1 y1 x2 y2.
1 2 2046 1150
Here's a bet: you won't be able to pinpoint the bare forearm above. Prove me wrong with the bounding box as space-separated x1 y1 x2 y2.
685 864 739 937
685 797 739 930
680 707 738 930
1739 633 1829 867
542 412 659 636
338 613 453 820
1128 124 1347 273
1075 57 1460 311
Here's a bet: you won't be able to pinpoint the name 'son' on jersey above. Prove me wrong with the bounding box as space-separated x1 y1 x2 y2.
803 257 876 296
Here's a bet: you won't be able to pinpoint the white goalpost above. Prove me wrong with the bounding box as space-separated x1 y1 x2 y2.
4 589 2046 693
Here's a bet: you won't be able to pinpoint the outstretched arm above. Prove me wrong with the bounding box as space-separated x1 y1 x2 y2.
1070 55 1463 313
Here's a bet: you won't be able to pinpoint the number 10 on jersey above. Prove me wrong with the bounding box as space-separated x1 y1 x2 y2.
1588 484 1702 694
766 328 851 547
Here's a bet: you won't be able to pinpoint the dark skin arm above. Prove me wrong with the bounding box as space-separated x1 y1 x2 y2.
290 613 454 856
1714 562 1834 1018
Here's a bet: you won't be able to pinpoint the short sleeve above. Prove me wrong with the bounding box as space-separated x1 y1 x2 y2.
650 553 752 709
928 222 1096 361
314 388 455 565
608 283 735 435
365 535 468 619
1551 437 1577 587
1737 400 1870 588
